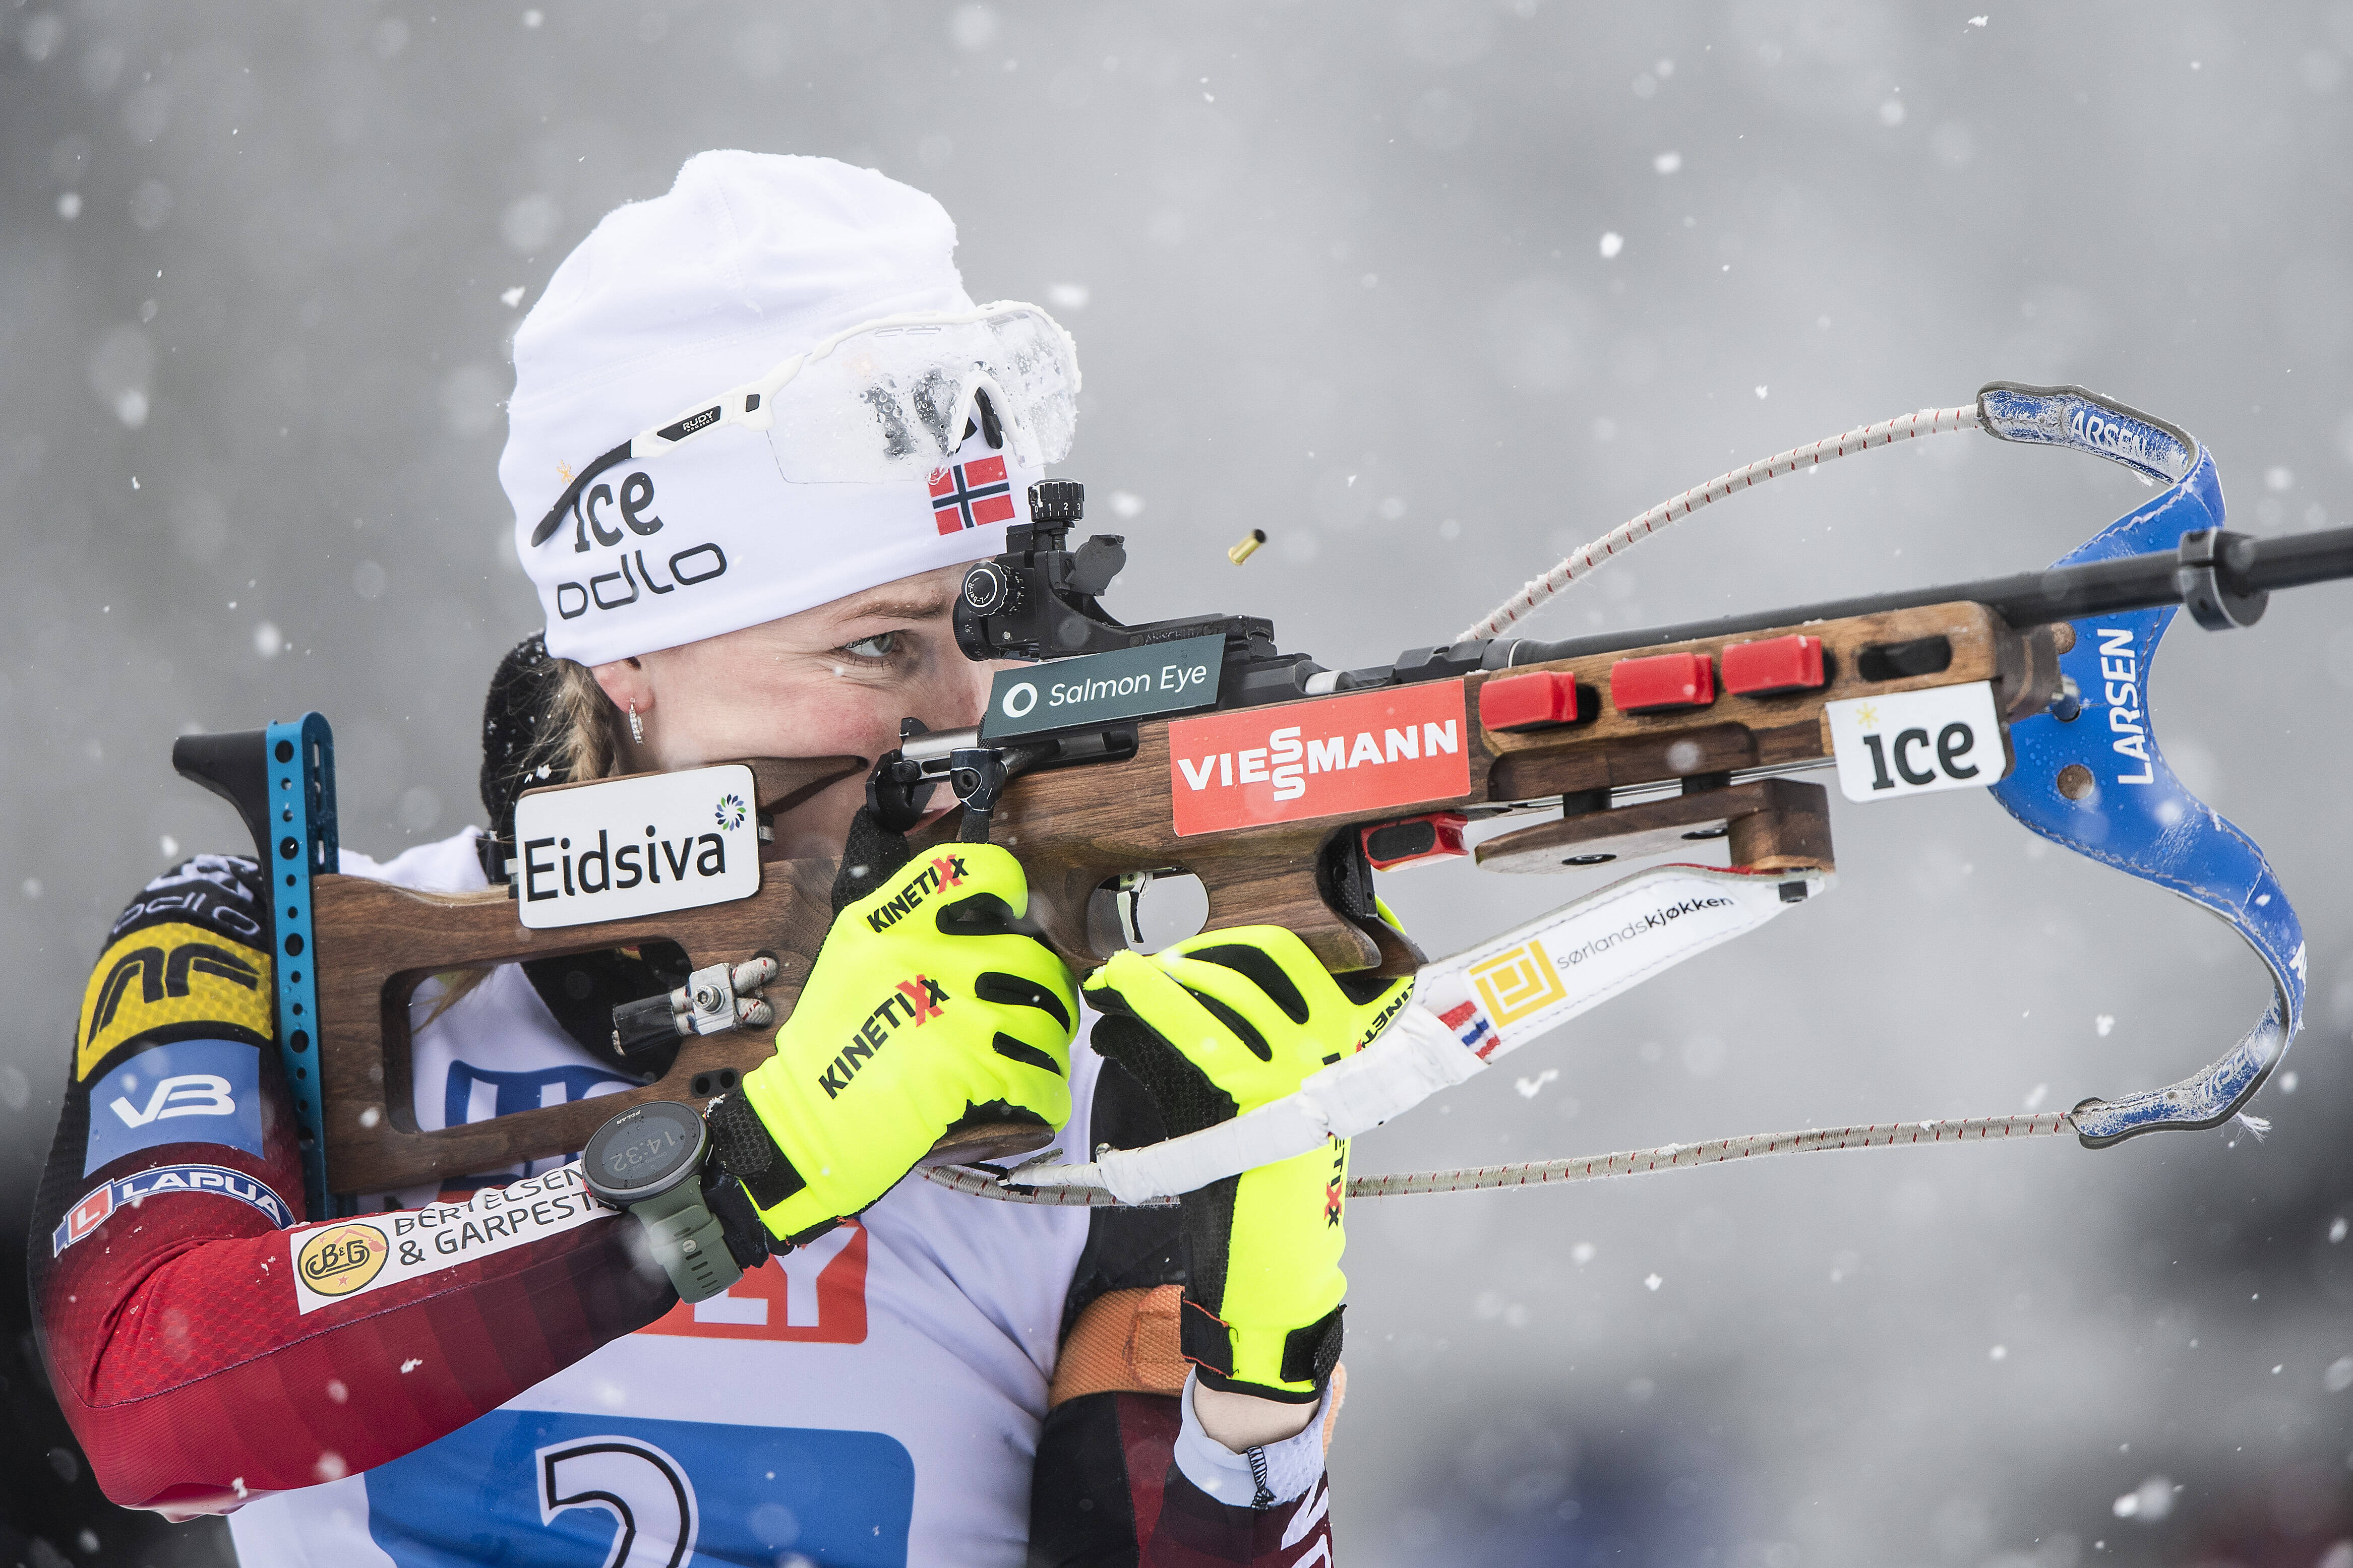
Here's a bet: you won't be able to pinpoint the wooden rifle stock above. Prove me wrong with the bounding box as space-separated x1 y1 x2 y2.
313 600 2060 1196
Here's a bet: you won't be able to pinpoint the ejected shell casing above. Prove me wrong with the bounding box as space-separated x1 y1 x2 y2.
1227 529 1267 565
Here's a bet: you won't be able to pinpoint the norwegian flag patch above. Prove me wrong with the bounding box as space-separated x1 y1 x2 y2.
930 456 1016 535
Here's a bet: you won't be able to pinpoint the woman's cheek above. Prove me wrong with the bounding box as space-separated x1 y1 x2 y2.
790 676 910 758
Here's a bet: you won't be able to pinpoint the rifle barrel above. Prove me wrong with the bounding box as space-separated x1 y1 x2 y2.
1500 523 2353 668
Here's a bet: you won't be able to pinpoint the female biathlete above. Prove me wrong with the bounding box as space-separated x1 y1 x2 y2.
31 152 1402 1566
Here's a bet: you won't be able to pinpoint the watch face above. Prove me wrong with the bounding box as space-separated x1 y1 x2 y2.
583 1101 704 1200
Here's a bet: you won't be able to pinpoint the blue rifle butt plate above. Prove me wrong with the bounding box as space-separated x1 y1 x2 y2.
265 713 339 1215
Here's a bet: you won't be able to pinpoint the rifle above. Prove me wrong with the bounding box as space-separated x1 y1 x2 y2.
172 383 2352 1217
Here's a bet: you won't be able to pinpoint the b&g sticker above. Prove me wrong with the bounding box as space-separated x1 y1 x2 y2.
288 1163 610 1313
296 1222 390 1299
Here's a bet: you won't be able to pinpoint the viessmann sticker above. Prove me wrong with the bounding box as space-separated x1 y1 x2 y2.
289 1162 610 1313
1168 680 1470 837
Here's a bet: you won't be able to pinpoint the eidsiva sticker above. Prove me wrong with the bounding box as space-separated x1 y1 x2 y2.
512 764 760 930
1823 681 2009 803
83 1038 264 1175
1169 680 1470 837
289 1162 610 1314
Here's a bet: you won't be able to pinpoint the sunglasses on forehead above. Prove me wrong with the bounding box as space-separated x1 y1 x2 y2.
528 302 1080 549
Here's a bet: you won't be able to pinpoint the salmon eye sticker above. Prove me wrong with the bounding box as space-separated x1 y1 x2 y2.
1168 681 1470 836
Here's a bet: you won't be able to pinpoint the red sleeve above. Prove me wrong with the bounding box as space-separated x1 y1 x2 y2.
1029 1391 1335 1566
27 856 672 1518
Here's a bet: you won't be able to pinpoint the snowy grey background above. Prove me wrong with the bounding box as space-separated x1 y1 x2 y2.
6 2 2353 1563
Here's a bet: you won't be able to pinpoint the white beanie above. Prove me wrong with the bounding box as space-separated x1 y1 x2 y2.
502 151 1077 666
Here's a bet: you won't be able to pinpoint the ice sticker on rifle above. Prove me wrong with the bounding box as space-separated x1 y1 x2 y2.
1823 681 2007 804
290 1162 609 1314
980 634 1225 741
1169 680 1471 836
512 763 760 929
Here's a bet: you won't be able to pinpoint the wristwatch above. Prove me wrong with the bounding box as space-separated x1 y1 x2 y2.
581 1101 742 1304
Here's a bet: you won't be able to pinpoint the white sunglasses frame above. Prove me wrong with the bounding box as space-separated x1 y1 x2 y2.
529 301 1077 549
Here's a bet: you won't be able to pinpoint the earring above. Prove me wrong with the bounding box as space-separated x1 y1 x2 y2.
628 703 644 745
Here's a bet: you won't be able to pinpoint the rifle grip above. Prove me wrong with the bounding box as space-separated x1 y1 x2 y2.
1020 832 1418 978
1227 858 1388 973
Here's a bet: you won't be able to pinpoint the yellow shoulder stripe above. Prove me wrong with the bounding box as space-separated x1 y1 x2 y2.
77 920 272 1080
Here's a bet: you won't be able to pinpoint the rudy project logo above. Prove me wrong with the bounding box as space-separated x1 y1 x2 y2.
52 1163 293 1257
77 921 271 1081
1168 680 1471 837
297 1222 392 1298
930 455 1015 534
1468 942 1568 1027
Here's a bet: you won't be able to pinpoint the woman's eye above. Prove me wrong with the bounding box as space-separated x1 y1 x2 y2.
839 632 897 660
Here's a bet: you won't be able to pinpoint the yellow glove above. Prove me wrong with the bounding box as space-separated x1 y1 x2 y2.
708 839 1077 1245
1083 918 1409 1402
